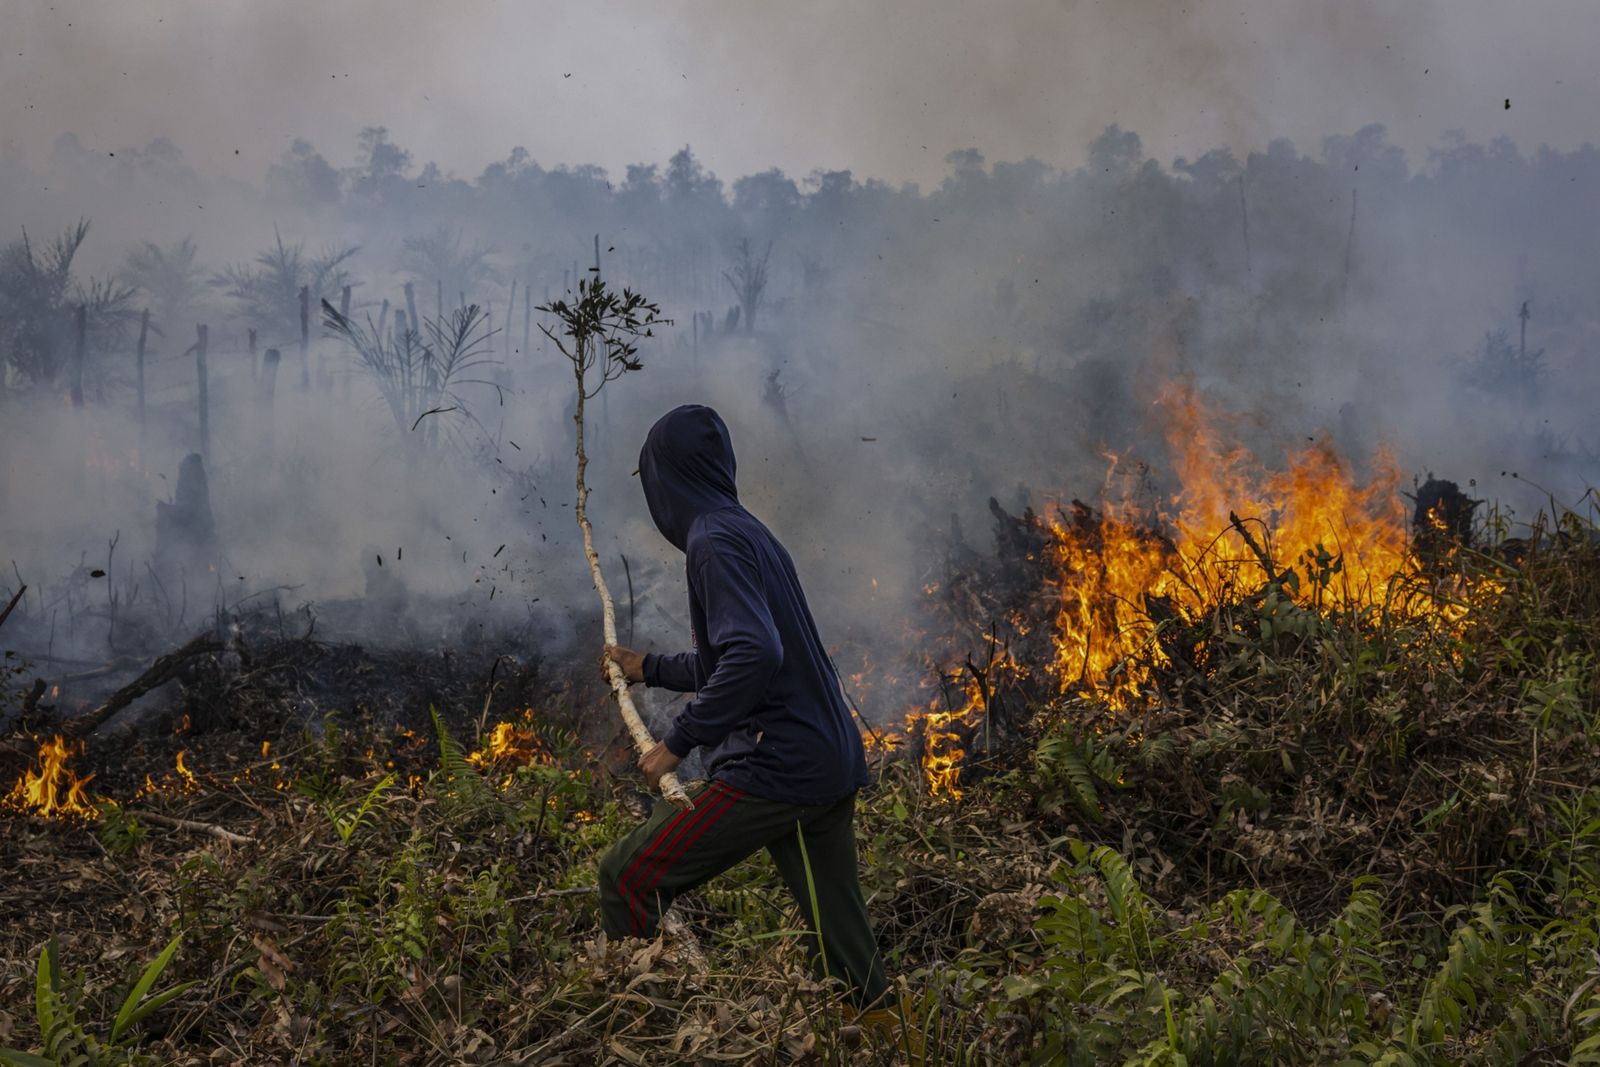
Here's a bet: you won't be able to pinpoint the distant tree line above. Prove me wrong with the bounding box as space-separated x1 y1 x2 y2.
5 122 1599 407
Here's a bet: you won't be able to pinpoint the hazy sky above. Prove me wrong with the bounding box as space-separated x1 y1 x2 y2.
5 0 1599 185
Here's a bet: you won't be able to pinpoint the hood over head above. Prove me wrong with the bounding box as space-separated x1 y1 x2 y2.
639 405 740 550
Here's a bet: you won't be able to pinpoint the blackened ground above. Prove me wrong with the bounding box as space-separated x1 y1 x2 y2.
2 598 636 804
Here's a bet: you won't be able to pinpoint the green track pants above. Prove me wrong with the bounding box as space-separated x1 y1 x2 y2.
598 780 888 1007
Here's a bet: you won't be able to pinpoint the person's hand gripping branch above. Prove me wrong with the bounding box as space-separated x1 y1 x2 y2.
602 644 645 684
602 645 682 788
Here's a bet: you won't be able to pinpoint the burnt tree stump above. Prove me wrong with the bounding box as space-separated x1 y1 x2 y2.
1410 477 1479 559
155 452 220 585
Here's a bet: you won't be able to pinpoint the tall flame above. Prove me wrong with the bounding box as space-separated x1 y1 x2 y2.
897 383 1495 796
1045 385 1438 710
4 736 98 819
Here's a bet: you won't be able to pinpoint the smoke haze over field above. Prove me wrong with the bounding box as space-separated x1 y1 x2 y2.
6 1 1600 193
2 2 1599 732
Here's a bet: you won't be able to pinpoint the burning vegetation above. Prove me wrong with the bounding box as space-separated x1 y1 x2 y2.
3 125 1600 1063
3 734 97 820
861 383 1509 802
2 393 1598 1062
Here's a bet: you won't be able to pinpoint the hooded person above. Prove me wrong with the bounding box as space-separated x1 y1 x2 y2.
598 404 888 1009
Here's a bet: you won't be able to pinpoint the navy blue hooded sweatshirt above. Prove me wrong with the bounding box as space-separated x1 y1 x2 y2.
638 405 868 807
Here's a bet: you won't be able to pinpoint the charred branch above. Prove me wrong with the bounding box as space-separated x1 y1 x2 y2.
67 632 223 736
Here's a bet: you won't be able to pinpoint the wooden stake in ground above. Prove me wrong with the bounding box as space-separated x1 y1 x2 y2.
260 347 282 451
522 280 532 357
339 286 354 403
298 284 312 388
71 304 87 407
136 309 150 431
195 323 209 456
538 270 688 810
505 279 517 355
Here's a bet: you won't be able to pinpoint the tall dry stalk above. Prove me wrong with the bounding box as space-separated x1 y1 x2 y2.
537 274 690 809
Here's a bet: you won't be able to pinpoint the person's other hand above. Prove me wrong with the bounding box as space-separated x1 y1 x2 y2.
602 644 645 684
638 741 682 791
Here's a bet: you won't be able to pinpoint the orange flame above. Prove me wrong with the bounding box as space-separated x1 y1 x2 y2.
4 736 98 819
1041 385 1477 709
899 383 1498 796
911 704 970 799
467 710 548 771
175 750 199 792
907 638 1028 798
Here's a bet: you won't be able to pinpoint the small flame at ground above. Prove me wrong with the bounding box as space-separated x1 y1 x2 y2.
175 750 199 792
467 710 548 770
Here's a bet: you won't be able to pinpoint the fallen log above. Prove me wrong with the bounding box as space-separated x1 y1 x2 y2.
60 656 144 683
137 810 255 845
67 633 222 736
0 737 35 762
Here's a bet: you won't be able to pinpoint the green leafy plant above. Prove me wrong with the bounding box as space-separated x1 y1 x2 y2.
95 801 147 858
324 773 395 844
430 706 497 819
0 935 192 1067
1033 727 1122 822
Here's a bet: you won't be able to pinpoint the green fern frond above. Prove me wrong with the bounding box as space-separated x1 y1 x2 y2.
430 705 494 814
1037 735 1103 821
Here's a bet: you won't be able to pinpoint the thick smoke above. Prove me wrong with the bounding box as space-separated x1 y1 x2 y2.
3 116 1599 732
